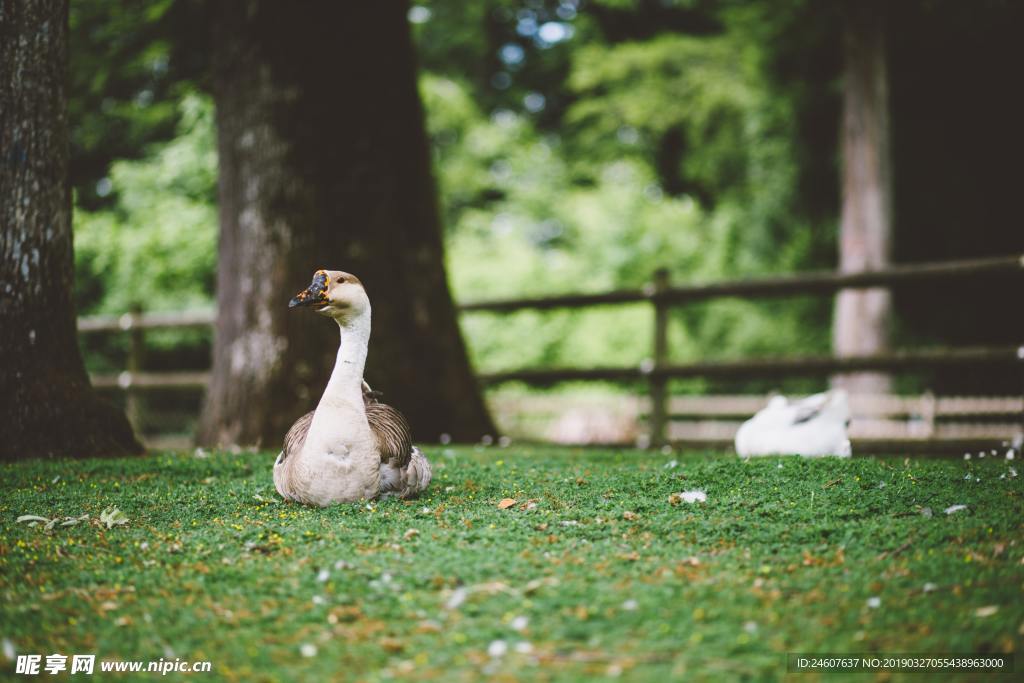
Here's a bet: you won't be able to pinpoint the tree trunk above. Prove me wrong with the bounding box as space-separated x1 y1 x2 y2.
0 0 141 460
197 0 495 448
832 1 893 395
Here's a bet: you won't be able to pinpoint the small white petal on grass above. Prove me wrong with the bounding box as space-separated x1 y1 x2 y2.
975 605 999 618
669 490 707 505
51 476 60 484
743 621 758 634
1006 449 1016 461
334 560 353 570
964 453 972 460
316 569 330 583
621 599 638 611
513 641 533 654
510 615 529 632
487 640 508 658
1009 467 1018 478
2 638 14 661
923 582 938 593
920 507 933 518
312 595 326 605
445 587 469 610
664 459 678 469
866 596 881 609
963 474 972 481
300 643 317 658
944 505 968 515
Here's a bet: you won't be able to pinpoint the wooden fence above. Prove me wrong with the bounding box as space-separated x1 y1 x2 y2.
80 253 1024 452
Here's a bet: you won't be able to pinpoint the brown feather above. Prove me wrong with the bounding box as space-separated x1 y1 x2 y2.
365 395 413 468
280 410 315 464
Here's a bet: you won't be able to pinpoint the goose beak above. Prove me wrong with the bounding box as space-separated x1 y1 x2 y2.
289 270 330 308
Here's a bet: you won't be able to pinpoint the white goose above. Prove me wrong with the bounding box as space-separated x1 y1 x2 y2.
273 270 432 506
734 389 852 458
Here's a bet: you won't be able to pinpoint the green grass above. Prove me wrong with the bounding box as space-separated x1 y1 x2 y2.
1 448 1021 682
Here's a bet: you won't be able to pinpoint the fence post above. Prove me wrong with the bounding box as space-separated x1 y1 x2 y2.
124 304 144 433
648 268 670 449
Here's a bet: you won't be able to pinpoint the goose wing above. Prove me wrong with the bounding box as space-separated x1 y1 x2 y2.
280 410 314 464
363 384 413 469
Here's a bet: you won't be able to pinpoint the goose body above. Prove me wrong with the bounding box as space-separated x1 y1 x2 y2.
734 390 852 458
273 270 432 506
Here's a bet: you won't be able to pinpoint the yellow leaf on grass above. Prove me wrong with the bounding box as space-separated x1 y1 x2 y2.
497 498 517 510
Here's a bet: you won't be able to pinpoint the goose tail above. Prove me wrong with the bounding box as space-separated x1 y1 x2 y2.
402 446 433 498
381 446 432 499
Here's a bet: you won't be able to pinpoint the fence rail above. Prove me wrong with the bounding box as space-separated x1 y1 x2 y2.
79 253 1024 452
459 253 1024 311
477 346 1024 385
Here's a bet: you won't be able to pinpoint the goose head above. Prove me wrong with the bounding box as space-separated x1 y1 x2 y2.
289 269 369 321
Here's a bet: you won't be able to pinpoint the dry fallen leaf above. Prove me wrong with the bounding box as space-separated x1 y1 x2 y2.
16 515 51 526
99 507 129 529
497 498 517 510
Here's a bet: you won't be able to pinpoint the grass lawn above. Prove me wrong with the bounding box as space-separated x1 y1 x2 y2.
1 447 1021 681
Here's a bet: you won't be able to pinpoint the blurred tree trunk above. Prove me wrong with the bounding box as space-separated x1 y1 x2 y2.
197 0 495 448
0 0 142 460
832 1 893 394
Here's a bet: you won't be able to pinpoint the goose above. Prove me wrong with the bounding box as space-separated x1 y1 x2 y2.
273 269 432 505
734 390 852 458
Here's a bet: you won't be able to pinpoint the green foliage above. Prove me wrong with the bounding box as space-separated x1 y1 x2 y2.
74 94 217 317
69 0 208 208
69 0 837 389
422 72 829 378
2 448 1021 680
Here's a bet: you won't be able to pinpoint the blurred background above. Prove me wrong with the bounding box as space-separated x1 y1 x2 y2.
68 0 1023 450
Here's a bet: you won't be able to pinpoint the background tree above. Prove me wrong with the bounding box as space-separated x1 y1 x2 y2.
1 0 140 460
196 1 495 447
831 0 893 393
